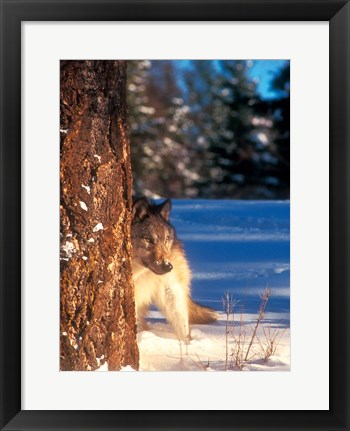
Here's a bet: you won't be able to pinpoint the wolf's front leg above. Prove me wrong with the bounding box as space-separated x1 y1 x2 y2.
135 304 150 331
157 283 190 343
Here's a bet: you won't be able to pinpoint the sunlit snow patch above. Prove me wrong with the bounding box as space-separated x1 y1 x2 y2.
79 201 88 211
93 223 103 232
81 184 91 194
61 241 75 258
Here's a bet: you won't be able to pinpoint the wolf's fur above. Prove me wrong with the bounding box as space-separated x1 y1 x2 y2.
131 197 217 342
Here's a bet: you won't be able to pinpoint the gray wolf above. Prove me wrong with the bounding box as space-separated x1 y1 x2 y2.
131 197 217 342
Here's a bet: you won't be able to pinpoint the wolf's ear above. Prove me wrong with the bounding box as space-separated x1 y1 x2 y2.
132 197 149 221
159 199 172 222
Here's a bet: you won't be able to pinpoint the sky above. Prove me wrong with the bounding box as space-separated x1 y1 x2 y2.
174 59 289 100
248 60 289 99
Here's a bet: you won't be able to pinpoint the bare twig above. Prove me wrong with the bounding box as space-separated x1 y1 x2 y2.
257 326 286 362
230 309 247 370
244 287 272 362
222 291 238 371
188 352 210 371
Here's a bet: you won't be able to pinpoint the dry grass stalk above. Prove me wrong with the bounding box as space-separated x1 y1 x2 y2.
257 326 286 362
244 287 272 362
230 310 247 370
188 352 210 371
222 291 237 371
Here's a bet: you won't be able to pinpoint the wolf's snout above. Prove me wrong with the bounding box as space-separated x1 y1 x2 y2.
163 261 173 273
156 260 173 273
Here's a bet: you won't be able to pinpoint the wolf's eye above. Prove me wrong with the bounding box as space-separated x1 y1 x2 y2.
144 237 154 244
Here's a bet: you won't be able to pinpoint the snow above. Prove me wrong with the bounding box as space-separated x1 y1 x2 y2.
221 88 230 97
81 184 91 194
94 154 101 163
136 199 290 372
93 223 103 232
138 312 290 372
95 362 109 372
79 201 88 211
61 241 75 258
95 363 136 372
172 97 183 105
252 116 273 127
120 365 136 372
138 106 155 115
256 132 269 145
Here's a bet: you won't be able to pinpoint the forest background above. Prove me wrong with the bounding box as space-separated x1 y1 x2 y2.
128 60 290 200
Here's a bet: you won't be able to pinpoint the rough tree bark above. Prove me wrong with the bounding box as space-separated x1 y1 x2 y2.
60 60 139 371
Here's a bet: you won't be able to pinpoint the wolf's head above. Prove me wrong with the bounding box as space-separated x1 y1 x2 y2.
131 197 175 275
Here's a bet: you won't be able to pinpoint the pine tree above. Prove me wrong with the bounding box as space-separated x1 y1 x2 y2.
127 60 290 199
270 62 290 195
205 60 279 198
60 61 139 371
127 60 158 196
183 60 222 197
202 60 253 196
128 61 196 198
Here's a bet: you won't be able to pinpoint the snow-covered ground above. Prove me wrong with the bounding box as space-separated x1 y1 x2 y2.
138 199 290 372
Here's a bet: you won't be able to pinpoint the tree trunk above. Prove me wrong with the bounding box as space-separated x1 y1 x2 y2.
60 60 139 371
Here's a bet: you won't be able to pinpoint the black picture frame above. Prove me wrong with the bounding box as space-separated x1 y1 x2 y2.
0 1 349 430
